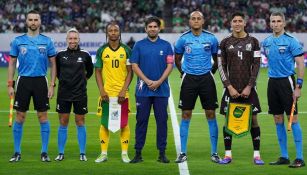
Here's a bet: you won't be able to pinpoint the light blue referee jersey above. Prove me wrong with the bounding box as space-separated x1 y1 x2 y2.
130 37 174 97
262 33 303 78
10 34 56 77
175 30 218 75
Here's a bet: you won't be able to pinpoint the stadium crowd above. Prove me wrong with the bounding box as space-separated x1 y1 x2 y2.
0 0 306 33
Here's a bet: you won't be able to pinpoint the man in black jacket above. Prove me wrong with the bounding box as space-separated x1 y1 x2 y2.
54 28 93 161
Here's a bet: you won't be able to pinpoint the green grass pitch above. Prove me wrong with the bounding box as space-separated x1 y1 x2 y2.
0 67 306 175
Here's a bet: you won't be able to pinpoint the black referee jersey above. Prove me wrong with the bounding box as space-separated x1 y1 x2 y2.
56 46 93 101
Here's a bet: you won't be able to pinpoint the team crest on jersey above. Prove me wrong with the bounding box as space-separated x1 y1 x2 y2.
185 46 192 54
246 43 252 51
203 42 211 50
20 47 27 55
77 57 83 62
120 54 124 58
278 46 286 53
38 46 46 54
160 50 163 55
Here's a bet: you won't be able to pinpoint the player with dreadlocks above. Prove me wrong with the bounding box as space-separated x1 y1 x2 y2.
94 21 133 163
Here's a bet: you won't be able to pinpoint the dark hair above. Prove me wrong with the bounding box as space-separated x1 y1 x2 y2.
145 16 161 27
105 21 121 42
231 12 245 20
27 10 40 16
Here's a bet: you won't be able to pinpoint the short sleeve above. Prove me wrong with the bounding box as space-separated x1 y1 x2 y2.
130 42 140 64
95 47 103 68
290 37 303 57
174 37 185 54
47 38 56 57
211 36 218 54
9 39 19 57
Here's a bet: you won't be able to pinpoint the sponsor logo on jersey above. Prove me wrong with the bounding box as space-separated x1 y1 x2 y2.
63 56 68 60
104 54 110 58
21 47 27 55
38 46 46 54
246 43 252 51
185 46 192 54
160 50 163 55
279 46 286 53
77 57 83 62
228 45 234 49
203 42 211 50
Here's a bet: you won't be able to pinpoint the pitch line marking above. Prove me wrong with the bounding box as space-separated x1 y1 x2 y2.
169 86 190 175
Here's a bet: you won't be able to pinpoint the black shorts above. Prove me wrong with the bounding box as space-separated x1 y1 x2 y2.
179 72 218 110
220 88 262 115
14 76 49 112
56 97 88 115
267 76 298 115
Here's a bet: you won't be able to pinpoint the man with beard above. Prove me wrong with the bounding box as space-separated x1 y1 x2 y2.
129 16 174 163
7 10 56 162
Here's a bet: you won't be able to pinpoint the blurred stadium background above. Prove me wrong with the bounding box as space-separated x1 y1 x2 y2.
0 1 307 175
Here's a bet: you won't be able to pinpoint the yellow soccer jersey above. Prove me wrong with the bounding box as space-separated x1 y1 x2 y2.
95 43 131 98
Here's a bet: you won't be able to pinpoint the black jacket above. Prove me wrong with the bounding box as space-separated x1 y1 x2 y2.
56 46 93 101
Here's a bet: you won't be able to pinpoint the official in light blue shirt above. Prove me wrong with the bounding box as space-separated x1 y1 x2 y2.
175 30 218 75
7 10 56 163
263 12 305 168
10 34 56 77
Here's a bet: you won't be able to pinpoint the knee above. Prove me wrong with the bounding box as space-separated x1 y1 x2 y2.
205 110 216 119
16 111 26 123
37 112 48 123
75 115 85 126
182 111 192 120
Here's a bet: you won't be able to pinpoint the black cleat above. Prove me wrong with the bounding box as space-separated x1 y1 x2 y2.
289 159 305 168
175 153 187 163
158 154 170 163
269 157 290 165
9 152 21 162
41 152 51 162
211 153 221 163
130 154 143 163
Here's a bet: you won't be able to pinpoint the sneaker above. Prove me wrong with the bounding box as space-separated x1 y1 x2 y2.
254 157 264 165
158 154 170 163
175 153 187 163
95 153 108 163
219 156 232 164
289 159 305 168
55 153 64 161
121 154 130 163
269 157 290 165
130 154 143 163
41 152 51 162
80 153 87 161
211 153 221 163
9 152 21 162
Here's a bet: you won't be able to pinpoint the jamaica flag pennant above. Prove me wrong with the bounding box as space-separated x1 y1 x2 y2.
225 102 252 137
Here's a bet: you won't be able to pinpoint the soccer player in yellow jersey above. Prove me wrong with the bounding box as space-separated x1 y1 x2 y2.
94 22 133 163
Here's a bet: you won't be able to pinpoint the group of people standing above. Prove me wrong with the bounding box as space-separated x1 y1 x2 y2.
7 9 305 168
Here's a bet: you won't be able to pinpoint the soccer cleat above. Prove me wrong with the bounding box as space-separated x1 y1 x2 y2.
289 159 305 168
41 152 51 162
211 153 221 163
254 157 264 165
80 153 87 161
9 152 21 162
95 153 108 163
130 154 143 163
55 153 64 161
219 156 232 164
175 153 187 163
269 157 290 165
158 154 170 163
121 154 130 163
